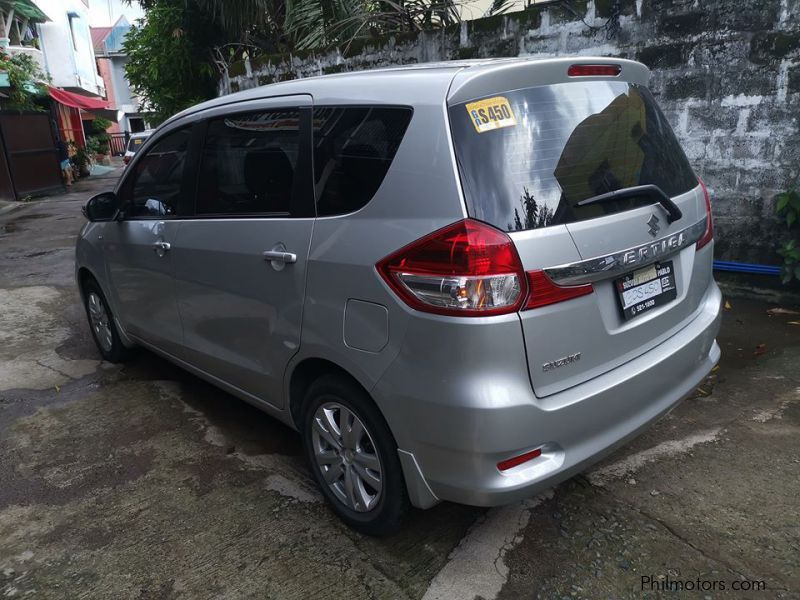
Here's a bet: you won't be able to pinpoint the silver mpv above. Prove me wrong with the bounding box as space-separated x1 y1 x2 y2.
77 57 722 535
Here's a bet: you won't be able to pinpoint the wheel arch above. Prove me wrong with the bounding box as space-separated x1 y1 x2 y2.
76 266 135 349
287 357 371 431
287 355 439 510
76 266 98 300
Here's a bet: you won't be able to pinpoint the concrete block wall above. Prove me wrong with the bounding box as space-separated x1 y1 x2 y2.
223 0 800 264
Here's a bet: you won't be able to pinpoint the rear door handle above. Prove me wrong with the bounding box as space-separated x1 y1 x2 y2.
262 250 297 263
152 241 171 255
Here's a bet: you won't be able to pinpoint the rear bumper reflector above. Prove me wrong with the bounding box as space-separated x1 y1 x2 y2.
497 448 543 471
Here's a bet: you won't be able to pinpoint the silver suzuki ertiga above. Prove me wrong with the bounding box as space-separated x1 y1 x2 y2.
76 57 721 535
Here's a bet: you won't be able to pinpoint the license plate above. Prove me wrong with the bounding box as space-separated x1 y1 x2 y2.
615 261 677 320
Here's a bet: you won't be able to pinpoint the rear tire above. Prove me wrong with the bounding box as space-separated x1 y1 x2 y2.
82 278 132 363
302 374 408 536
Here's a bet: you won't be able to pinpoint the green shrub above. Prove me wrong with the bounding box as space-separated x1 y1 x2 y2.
775 187 800 284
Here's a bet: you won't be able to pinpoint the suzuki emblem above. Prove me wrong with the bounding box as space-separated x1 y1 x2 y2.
647 214 660 237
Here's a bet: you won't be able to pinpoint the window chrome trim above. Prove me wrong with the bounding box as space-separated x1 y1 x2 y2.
544 217 708 286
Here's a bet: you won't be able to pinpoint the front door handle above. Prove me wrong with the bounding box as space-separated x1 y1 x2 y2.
262 250 297 264
263 243 297 271
152 241 171 256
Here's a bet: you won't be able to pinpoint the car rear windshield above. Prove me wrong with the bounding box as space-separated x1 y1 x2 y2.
448 81 697 232
128 137 147 154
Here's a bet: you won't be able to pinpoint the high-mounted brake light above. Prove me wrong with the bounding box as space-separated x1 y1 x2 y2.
696 178 714 249
524 270 593 310
497 448 542 472
377 219 527 317
567 64 622 77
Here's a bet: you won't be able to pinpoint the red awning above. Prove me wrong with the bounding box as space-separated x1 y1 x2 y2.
48 87 110 111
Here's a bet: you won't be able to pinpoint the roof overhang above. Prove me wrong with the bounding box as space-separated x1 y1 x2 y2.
2 0 50 22
48 87 110 111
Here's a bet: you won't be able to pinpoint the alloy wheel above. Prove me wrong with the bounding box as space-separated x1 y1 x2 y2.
87 292 113 353
311 401 383 512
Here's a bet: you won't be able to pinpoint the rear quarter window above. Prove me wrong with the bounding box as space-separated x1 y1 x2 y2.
313 106 412 216
448 82 697 232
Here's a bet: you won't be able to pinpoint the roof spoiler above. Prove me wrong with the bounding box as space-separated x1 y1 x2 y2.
447 57 649 105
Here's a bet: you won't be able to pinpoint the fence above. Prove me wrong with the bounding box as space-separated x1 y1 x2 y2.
108 132 130 156
0 112 63 202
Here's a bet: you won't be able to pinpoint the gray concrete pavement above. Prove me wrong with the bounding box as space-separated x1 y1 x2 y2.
0 174 798 599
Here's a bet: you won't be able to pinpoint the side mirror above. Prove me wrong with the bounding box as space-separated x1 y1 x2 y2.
83 192 119 222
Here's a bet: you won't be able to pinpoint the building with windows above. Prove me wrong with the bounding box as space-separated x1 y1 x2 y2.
88 0 143 27
0 0 49 75
34 0 106 98
0 0 111 148
92 16 150 135
1 0 147 154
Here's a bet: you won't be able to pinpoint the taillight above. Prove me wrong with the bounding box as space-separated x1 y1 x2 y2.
567 64 621 77
377 219 526 316
697 178 714 249
524 270 593 310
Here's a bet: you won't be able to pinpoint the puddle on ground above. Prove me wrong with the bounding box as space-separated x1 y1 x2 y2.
1 213 49 235
12 213 49 221
22 249 59 259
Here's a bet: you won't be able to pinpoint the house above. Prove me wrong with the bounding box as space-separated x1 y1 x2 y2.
88 0 143 27
34 0 106 98
1 0 111 148
92 16 150 135
0 0 49 75
0 0 113 201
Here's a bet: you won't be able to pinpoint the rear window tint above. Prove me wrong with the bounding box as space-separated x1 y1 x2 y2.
313 106 412 216
448 82 697 232
127 137 146 153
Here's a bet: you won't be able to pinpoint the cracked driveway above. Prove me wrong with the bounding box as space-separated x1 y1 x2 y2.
1 172 798 599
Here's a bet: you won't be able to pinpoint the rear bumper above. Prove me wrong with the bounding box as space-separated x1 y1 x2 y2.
375 281 722 508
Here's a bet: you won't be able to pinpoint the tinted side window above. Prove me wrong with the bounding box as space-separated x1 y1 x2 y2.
122 127 191 218
196 109 301 216
313 107 412 216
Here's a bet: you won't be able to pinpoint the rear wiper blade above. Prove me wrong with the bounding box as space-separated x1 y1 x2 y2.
575 184 683 224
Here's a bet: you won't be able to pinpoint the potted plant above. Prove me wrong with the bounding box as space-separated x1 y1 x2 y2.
90 117 113 164
85 136 104 161
69 142 92 178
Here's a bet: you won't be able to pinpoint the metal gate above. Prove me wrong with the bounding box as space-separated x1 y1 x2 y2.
109 132 129 156
0 112 63 202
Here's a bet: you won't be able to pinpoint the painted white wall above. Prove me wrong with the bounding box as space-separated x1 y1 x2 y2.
88 0 144 27
458 0 553 21
34 0 106 96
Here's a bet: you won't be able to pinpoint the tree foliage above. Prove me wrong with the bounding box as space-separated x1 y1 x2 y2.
775 187 800 284
0 51 48 112
284 0 461 50
122 0 221 123
124 0 515 120
510 187 554 231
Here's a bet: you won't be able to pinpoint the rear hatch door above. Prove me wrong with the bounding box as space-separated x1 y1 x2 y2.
447 59 712 397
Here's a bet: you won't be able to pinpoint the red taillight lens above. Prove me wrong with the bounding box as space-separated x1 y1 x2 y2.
697 178 714 249
567 64 621 77
524 270 593 310
497 448 542 472
377 219 526 316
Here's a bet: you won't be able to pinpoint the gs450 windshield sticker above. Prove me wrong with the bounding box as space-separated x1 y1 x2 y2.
465 96 517 133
